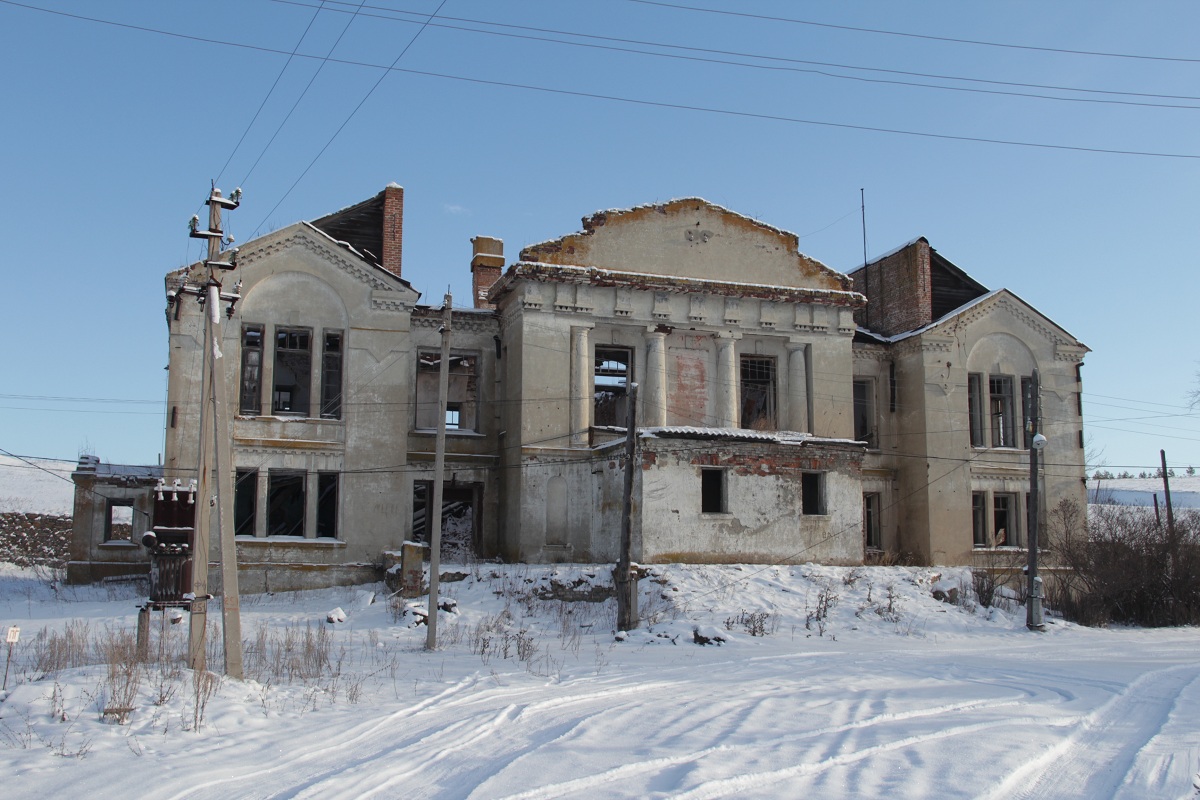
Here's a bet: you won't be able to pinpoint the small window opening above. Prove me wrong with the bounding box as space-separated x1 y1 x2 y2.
240 325 263 416
801 473 823 515
701 468 726 513
105 499 134 542
273 328 312 416
445 403 462 429
863 492 881 549
320 331 343 419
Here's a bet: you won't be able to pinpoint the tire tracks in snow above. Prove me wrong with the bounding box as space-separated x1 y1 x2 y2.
987 663 1200 800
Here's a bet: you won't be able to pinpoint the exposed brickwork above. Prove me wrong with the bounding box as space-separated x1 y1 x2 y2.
642 438 862 476
471 236 504 309
381 184 404 278
849 238 932 337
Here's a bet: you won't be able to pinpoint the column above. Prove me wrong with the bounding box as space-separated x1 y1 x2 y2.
715 334 739 428
255 468 269 537
305 470 319 539
787 343 810 433
644 329 668 427
569 326 591 446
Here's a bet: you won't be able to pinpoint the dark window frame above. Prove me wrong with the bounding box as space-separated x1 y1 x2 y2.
267 469 306 537
594 346 633 428
273 327 313 416
240 324 264 416
863 492 881 550
853 378 876 448
740 355 777 431
317 472 338 539
801 472 824 516
234 469 257 537
104 498 135 543
320 330 343 420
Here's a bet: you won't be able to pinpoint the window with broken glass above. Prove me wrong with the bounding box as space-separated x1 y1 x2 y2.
594 347 632 427
320 331 343 419
853 378 876 447
240 325 263 416
273 328 312 416
740 356 777 430
415 352 479 431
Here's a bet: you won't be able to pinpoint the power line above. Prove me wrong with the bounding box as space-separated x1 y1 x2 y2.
250 0 450 237
626 0 1200 65
267 0 1200 110
4 0 1197 161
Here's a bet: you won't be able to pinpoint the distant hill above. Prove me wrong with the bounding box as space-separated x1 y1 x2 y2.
1089 475 1200 509
0 454 76 516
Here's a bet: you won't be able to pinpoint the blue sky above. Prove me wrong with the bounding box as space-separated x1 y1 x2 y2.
1 0 1197 474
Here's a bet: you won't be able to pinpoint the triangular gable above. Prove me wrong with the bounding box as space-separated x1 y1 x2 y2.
518 198 851 293
166 221 418 303
919 288 1088 353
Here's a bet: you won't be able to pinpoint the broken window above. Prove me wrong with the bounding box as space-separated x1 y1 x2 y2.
594 347 632 427
320 330 343 420
416 352 478 431
412 481 478 559
993 492 1018 546
234 469 257 536
701 468 726 513
972 491 988 547
267 470 305 536
863 492 881 550
1021 375 1035 449
240 325 263 416
989 375 1016 448
105 498 134 542
273 328 312 416
801 472 823 516
967 373 985 447
853 379 876 447
317 472 338 538
740 356 776 430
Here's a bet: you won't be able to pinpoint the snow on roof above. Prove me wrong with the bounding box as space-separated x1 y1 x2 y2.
643 427 866 447
868 289 1004 343
849 236 928 273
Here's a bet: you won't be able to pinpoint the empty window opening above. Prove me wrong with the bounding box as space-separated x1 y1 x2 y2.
1021 375 1035 449
234 469 257 536
320 330 343 419
445 403 462 430
317 472 338 538
740 356 777 430
416 352 479 431
273 328 312 416
105 499 134 542
412 482 479 560
853 379 876 447
268 470 305 536
594 347 632 427
701 468 726 513
863 492 881 550
240 325 263 416
801 472 823 515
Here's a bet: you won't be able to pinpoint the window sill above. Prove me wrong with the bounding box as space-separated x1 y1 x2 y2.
236 536 346 547
99 541 139 549
411 428 485 437
700 511 733 518
237 414 344 424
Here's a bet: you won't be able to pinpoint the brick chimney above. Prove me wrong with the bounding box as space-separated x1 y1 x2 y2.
850 238 931 337
381 183 404 278
470 236 504 309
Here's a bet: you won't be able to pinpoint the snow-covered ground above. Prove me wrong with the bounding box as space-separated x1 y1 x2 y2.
3 561 1200 799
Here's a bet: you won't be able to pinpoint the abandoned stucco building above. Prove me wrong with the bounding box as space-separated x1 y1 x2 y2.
68 186 1088 588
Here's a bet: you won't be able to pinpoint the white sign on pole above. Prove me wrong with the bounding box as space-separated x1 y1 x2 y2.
5 626 17 644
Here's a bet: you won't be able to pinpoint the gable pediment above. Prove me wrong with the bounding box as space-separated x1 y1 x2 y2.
519 198 850 293
929 290 1088 360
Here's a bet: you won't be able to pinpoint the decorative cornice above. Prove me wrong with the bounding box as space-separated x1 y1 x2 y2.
411 311 499 335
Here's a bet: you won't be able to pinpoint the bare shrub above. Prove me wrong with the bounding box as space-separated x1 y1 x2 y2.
805 582 839 636
1049 499 1200 627
32 620 92 677
724 609 777 637
97 627 141 725
971 547 1024 610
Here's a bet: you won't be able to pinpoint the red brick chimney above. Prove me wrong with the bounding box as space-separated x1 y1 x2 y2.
381 183 404 278
471 236 504 309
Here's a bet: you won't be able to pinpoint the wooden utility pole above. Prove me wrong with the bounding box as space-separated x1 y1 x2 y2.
425 293 453 650
186 187 244 678
616 383 640 631
1161 450 1178 621
1025 369 1044 631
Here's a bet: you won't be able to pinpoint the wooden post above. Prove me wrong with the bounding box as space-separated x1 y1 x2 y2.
1025 369 1044 630
187 187 244 678
616 383 639 632
425 293 453 651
